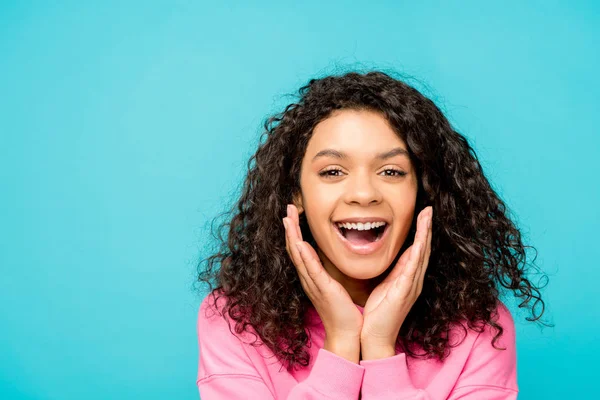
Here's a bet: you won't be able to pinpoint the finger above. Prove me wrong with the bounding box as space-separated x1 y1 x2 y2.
414 207 432 270
288 204 304 241
390 208 430 299
296 241 332 292
383 208 425 284
289 204 323 268
415 208 429 245
392 253 417 300
284 213 325 294
284 218 320 295
415 207 432 265
410 208 431 295
383 206 430 288
286 215 319 271
408 241 423 281
383 245 411 284
391 243 421 300
284 218 316 291
404 209 428 281
284 218 303 267
284 211 321 291
417 208 433 294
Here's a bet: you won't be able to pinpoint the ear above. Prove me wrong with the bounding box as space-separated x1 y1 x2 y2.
292 192 304 215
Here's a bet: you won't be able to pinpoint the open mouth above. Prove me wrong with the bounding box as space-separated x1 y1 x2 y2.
334 222 388 246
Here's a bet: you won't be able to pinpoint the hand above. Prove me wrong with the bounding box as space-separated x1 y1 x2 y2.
283 204 363 361
360 206 433 357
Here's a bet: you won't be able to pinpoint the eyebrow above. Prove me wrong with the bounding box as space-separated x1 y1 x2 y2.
311 147 410 162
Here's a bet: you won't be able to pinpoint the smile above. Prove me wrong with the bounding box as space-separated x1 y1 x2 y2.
333 221 390 255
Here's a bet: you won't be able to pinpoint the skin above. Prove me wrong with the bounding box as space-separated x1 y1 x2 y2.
282 109 433 363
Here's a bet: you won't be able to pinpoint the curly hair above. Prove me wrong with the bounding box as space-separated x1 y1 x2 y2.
196 70 551 371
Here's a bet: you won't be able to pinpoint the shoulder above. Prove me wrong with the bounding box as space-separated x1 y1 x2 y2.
464 299 516 353
197 291 263 378
197 291 227 332
449 299 516 347
480 300 516 347
197 290 257 345
455 300 518 390
196 292 256 365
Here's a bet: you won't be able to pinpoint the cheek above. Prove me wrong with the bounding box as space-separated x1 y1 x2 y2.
389 194 417 239
300 184 334 235
303 180 339 215
395 215 415 246
388 186 417 212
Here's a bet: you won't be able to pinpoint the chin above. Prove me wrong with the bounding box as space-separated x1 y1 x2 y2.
338 261 391 281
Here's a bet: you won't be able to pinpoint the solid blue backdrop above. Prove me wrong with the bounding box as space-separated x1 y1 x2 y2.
1 1 598 399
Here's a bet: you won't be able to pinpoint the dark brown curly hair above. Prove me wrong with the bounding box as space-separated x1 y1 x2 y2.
195 70 551 371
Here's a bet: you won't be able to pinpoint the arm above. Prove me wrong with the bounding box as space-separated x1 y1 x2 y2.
446 302 518 399
359 353 517 400
358 302 518 399
197 299 365 399
359 353 432 400
198 348 365 399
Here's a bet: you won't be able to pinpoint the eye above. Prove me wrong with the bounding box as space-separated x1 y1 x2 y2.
380 168 407 177
318 167 344 178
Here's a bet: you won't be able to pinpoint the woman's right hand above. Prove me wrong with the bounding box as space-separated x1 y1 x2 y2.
283 204 363 363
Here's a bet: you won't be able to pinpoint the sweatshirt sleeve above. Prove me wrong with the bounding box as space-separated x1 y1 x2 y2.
447 302 518 399
197 298 365 399
358 302 518 399
287 348 365 399
359 353 430 399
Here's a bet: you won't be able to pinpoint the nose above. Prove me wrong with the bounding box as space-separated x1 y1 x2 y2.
343 170 383 206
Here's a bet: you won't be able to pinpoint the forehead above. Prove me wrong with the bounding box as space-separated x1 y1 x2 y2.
306 109 406 157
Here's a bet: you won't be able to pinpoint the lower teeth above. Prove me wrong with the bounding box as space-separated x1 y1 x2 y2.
340 226 384 242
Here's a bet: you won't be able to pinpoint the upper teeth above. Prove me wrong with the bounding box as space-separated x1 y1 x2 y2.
336 221 386 231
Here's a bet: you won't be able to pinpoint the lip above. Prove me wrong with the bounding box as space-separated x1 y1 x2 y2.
332 221 390 255
334 216 389 224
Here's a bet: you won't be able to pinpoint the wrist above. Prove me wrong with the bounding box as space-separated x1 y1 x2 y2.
324 336 360 364
360 339 396 361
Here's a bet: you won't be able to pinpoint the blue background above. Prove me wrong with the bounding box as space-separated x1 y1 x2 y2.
1 1 598 399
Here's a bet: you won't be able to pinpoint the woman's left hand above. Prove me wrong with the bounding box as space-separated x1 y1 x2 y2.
360 206 433 357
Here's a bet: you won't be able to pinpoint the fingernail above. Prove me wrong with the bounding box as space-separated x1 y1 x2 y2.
427 216 432 228
287 205 291 216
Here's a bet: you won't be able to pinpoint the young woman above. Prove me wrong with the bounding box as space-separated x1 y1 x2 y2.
195 70 549 399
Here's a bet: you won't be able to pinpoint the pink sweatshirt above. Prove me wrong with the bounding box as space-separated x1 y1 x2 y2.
196 292 518 399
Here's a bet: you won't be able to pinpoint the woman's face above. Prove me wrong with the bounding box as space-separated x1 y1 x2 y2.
295 108 418 285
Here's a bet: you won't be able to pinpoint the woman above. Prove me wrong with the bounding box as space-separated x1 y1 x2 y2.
195 70 549 399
